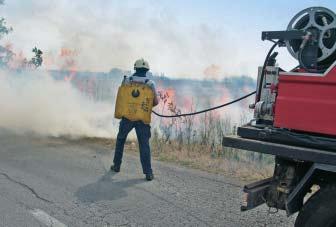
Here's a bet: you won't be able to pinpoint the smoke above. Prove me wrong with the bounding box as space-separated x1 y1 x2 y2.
0 69 117 138
0 0 273 78
0 0 258 138
0 67 254 139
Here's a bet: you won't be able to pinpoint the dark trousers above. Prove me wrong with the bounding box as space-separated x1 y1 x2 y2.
113 118 153 174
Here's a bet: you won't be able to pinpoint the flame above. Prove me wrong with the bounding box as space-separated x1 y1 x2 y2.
60 48 77 57
155 76 233 129
165 88 175 100
157 87 175 106
59 48 78 82
58 47 98 99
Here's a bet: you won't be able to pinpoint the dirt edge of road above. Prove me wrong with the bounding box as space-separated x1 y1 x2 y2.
73 137 273 183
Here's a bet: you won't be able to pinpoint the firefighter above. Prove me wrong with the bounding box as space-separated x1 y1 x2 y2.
111 58 159 181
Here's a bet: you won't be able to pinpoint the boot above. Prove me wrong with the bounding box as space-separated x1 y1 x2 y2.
145 173 154 181
110 165 120 173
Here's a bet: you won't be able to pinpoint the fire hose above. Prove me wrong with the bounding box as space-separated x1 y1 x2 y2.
151 90 256 118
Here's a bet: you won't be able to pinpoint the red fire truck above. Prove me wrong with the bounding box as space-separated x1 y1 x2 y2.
223 7 336 227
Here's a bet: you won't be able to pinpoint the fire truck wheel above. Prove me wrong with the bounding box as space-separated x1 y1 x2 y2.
295 184 336 227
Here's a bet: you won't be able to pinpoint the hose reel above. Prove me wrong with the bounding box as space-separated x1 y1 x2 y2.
262 7 336 71
286 7 336 70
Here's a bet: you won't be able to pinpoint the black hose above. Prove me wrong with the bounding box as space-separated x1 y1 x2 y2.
256 41 279 102
152 90 256 118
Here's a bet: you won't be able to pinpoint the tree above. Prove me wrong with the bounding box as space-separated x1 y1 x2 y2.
0 1 13 68
29 47 43 68
0 1 43 69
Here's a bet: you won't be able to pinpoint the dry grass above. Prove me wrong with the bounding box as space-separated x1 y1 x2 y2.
85 137 274 182
150 140 274 182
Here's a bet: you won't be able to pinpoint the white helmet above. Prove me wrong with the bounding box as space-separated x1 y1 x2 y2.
134 58 150 70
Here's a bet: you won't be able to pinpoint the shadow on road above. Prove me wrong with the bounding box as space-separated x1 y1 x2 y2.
75 171 144 203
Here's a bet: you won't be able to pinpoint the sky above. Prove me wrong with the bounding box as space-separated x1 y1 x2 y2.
1 0 336 79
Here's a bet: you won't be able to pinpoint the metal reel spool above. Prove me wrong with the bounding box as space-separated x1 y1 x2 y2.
286 7 336 68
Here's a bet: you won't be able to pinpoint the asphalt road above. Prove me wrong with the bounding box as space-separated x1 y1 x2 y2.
0 132 296 226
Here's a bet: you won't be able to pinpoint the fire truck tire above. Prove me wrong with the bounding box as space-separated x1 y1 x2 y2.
295 184 336 227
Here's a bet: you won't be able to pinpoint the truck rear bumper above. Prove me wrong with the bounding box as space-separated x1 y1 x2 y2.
237 126 336 152
222 134 336 166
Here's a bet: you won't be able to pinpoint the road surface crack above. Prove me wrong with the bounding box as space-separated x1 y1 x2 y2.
0 172 53 204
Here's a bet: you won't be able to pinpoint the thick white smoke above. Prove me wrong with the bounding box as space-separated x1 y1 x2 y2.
1 0 284 79
0 69 117 138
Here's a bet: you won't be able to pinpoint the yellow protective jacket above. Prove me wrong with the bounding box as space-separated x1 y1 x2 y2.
114 78 154 124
